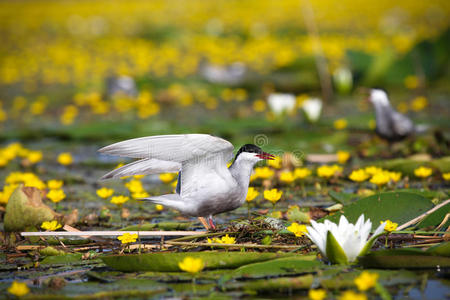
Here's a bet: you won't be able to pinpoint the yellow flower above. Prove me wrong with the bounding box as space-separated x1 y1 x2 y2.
252 167 274 180
287 222 308 237
370 172 390 186
246 187 259 202
156 204 164 211
349 169 369 182
411 96 428 112
159 173 176 183
47 189 66 203
125 179 144 193
381 220 398 232
96 187 114 199
334 118 348 130
7 281 30 297
443 173 450 181
117 233 138 244
364 166 383 175
414 166 432 178
279 171 295 184
252 99 266 112
268 156 282 169
41 220 62 231
0 184 18 204
354 271 379 291
317 165 342 178
337 151 350 164
294 167 311 179
178 257 204 274
264 188 283 204
388 172 402 182
308 288 327 300
133 174 145 179
368 119 376 130
110 195 129 206
57 152 73 166
27 150 43 164
131 191 149 199
220 234 236 244
47 180 63 190
338 290 367 300
404 75 419 89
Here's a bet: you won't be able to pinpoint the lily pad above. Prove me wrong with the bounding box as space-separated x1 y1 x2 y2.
358 248 450 269
328 190 357 205
322 192 433 230
227 255 319 279
4 186 56 232
101 251 295 272
426 242 450 257
415 202 450 230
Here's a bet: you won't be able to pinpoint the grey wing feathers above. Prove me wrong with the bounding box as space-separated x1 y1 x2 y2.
100 158 181 180
99 134 234 180
98 134 234 162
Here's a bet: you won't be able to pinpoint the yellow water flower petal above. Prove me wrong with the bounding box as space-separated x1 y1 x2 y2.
178 257 204 274
354 271 379 291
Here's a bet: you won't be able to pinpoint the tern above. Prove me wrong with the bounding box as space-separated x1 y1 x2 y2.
99 134 274 229
368 88 415 142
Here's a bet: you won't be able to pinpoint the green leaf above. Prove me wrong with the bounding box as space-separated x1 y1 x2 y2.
328 190 357 205
286 206 310 223
326 231 348 265
228 255 320 279
101 251 295 272
322 192 433 230
426 242 450 257
415 202 450 230
359 249 450 269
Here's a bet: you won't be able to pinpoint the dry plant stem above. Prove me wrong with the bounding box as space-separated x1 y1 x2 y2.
165 241 301 249
397 199 450 230
21 230 205 237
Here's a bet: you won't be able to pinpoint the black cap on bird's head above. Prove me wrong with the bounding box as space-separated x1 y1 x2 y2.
234 144 275 161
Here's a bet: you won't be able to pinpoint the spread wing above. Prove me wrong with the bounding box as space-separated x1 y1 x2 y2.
99 134 234 179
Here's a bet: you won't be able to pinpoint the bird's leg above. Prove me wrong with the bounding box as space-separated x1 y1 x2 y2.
208 215 216 230
198 217 210 230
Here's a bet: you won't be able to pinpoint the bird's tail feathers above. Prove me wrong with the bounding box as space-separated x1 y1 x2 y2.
139 194 183 209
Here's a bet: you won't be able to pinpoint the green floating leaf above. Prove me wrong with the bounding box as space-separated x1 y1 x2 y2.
323 192 433 230
120 222 192 231
415 202 450 230
326 231 348 264
328 190 357 205
39 246 66 256
41 253 83 265
426 242 450 257
101 251 295 272
359 248 450 269
228 255 319 279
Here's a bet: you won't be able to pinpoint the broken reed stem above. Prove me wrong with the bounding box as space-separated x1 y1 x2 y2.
397 199 450 231
165 241 302 249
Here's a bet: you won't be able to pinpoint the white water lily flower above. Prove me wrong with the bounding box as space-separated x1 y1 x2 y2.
267 93 296 115
301 98 322 123
306 214 386 264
